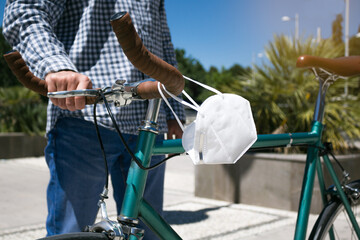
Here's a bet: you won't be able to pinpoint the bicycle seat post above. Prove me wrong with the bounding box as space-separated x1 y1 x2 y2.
312 69 334 123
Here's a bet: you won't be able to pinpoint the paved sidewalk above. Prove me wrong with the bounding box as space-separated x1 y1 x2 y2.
0 156 318 239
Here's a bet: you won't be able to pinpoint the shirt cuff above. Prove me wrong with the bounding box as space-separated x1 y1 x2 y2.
34 54 78 80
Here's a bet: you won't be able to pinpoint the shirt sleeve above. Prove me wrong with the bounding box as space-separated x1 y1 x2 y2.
159 0 186 122
2 0 77 80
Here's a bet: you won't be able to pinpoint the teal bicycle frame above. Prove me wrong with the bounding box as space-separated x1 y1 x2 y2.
118 76 360 239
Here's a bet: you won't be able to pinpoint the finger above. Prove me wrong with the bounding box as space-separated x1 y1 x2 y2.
169 129 183 139
47 72 69 108
173 130 183 139
65 73 78 111
167 119 183 139
45 73 59 106
56 73 72 110
167 129 180 139
74 75 92 110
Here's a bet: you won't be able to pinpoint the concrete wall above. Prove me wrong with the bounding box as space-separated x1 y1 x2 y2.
0 133 47 159
195 153 360 214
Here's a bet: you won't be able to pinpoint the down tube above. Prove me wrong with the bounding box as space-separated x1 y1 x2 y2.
139 199 182 240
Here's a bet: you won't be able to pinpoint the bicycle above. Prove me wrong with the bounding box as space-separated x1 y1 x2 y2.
4 11 360 240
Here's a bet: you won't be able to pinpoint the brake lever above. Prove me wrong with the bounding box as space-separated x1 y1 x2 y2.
47 89 100 98
47 80 144 107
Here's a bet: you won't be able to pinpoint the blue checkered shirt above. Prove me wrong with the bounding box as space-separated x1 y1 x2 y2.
3 0 185 135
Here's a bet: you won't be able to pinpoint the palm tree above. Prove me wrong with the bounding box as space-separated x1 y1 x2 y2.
234 34 360 151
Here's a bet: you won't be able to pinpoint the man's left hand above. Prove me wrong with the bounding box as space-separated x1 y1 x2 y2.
167 119 183 139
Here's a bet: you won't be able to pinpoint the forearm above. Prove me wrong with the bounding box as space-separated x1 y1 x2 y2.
2 0 76 79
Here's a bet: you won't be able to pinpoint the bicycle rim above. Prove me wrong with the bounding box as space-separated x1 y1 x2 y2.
309 181 360 240
37 232 110 240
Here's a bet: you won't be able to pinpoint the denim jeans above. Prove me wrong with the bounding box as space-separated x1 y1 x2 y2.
45 117 165 239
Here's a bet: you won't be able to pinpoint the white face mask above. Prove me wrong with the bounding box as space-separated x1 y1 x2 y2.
158 77 257 165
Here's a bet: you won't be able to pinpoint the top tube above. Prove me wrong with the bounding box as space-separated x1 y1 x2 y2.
152 121 323 155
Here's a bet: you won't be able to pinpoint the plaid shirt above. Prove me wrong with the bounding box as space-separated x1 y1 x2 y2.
3 0 185 135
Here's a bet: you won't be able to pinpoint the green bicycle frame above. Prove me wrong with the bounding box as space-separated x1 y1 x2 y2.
119 77 360 239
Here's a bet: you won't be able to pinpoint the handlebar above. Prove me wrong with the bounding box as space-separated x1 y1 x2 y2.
110 12 184 98
3 50 98 104
3 50 46 97
3 11 184 102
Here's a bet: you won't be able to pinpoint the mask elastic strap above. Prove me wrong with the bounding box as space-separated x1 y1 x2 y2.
182 90 200 109
157 82 186 132
183 75 223 96
157 76 222 131
160 84 199 112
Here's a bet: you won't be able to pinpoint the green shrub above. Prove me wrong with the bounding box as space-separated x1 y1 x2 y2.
0 86 47 135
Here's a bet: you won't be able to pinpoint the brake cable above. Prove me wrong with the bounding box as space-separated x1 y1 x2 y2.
93 89 179 188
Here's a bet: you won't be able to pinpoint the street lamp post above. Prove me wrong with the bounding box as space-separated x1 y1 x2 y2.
316 27 322 43
345 0 349 57
281 13 299 41
344 0 349 97
295 13 299 41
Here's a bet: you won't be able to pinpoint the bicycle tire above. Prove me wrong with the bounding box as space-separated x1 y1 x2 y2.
309 179 360 240
37 232 110 240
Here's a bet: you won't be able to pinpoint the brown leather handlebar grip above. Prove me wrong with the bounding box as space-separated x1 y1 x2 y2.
110 12 184 99
4 50 48 96
3 50 97 104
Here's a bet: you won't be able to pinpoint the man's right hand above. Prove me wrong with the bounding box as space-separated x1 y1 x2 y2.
45 71 92 111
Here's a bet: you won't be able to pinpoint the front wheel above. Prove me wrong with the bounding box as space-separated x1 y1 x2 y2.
309 180 360 240
37 232 110 240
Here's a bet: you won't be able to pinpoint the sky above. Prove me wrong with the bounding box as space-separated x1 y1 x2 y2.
1 0 360 69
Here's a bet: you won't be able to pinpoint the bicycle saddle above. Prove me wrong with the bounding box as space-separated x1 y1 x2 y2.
296 55 360 77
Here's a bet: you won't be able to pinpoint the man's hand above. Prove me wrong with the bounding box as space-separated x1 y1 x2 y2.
45 71 92 111
167 119 183 139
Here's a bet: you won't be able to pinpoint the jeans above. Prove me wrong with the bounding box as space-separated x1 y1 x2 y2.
45 117 165 239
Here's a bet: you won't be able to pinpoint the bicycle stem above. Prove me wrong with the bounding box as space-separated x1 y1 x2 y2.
140 99 162 134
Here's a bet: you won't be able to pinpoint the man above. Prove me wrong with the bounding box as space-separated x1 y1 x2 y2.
3 1 184 239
